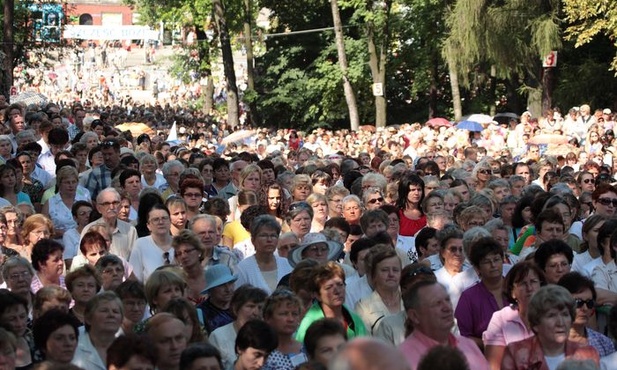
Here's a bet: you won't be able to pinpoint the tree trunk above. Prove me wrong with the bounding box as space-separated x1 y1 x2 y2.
213 0 240 128
2 0 14 99
196 27 214 115
367 24 386 127
330 0 360 131
446 52 462 121
541 67 553 114
489 65 497 116
244 0 254 91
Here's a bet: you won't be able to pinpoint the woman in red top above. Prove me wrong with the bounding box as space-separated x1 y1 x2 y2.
397 172 427 236
288 130 301 151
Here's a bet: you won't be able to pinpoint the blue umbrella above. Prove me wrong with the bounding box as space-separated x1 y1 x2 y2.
456 120 484 132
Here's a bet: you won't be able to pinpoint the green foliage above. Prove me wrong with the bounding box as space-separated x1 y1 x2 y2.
563 0 617 72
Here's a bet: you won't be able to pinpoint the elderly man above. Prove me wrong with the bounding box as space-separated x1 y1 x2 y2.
331 338 410 370
189 214 238 272
398 281 489 370
146 313 187 370
85 138 121 201
160 160 185 200
82 188 137 260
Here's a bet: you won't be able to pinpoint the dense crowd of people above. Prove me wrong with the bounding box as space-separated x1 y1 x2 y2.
0 96 616 370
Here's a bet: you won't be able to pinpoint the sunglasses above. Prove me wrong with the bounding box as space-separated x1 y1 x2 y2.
101 140 118 149
582 178 594 184
478 169 491 175
596 198 617 207
574 298 595 309
367 197 384 204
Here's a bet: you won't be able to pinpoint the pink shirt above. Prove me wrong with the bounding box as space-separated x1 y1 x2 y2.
482 305 534 347
399 329 489 370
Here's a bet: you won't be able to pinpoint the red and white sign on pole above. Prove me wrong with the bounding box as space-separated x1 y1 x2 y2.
9 87 17 96
542 51 558 68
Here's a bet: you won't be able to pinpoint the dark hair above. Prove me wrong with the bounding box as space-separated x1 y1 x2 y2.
71 200 93 217
0 290 28 328
235 319 278 353
0 165 16 195
304 318 347 359
79 230 107 255
47 128 69 146
503 262 546 304
119 168 142 188
511 195 534 229
180 343 223 370
240 205 270 232
415 227 437 258
120 155 139 168
65 264 102 293
31 239 64 272
601 220 617 256
534 208 564 232
349 238 376 264
212 157 230 172
32 309 80 356
114 279 146 301
203 198 231 220
135 193 165 237
107 334 157 369
396 172 425 211
231 285 268 317
324 217 350 235
468 237 504 268
557 272 597 300
534 239 574 271
417 345 470 370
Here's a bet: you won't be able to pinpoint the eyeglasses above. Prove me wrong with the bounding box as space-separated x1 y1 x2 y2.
175 248 196 257
306 245 329 254
149 216 170 224
31 230 50 237
582 178 594 184
98 200 120 208
257 234 279 240
596 198 617 207
574 298 595 309
183 192 202 198
102 266 124 275
367 197 384 204
8 271 31 281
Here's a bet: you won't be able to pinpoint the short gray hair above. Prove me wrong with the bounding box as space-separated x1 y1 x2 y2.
251 215 281 236
96 187 121 203
162 160 184 177
2 256 35 282
527 285 574 333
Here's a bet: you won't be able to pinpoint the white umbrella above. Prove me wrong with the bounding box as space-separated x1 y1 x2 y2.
465 114 494 124
10 91 48 106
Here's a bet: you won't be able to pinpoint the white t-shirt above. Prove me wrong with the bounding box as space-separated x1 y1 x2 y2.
544 353 565 370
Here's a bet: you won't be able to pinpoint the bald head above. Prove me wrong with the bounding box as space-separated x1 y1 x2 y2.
330 338 410 370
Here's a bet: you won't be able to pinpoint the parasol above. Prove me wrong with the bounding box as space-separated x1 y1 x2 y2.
222 129 256 145
455 120 484 132
464 114 494 124
114 122 156 136
10 91 48 106
426 117 453 128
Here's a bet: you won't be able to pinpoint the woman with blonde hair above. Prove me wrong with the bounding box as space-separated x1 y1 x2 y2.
18 214 53 261
228 164 263 221
140 153 167 190
307 193 329 232
166 196 188 237
42 166 90 240
291 174 312 202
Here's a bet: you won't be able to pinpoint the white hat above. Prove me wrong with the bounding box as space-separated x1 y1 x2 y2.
288 233 343 267
179 127 187 134
604 109 612 115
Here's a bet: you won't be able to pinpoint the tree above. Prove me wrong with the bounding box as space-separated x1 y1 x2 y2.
563 0 617 72
330 0 360 131
1 0 14 99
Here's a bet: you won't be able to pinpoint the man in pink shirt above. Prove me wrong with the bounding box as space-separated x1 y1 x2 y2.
398 281 489 370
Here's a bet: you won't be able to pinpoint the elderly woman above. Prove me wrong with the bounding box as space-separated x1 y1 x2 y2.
72 292 124 370
209 285 268 370
173 230 207 303
0 290 33 368
397 173 426 237
421 191 444 215
433 227 465 296
140 154 167 190
483 262 545 370
2 257 35 315
0 164 31 206
30 238 65 293
18 214 53 261
472 161 494 191
0 136 13 163
457 205 488 232
286 201 313 242
1 206 23 251
558 272 616 357
354 245 403 332
295 262 367 342
42 166 90 240
65 265 101 324
291 174 312 202
235 215 293 294
455 237 509 349
326 185 350 219
114 280 147 335
129 204 174 282
228 164 263 221
534 239 574 285
307 193 329 233
32 309 80 366
144 269 186 317
501 285 599 369
362 187 385 211
342 195 363 226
